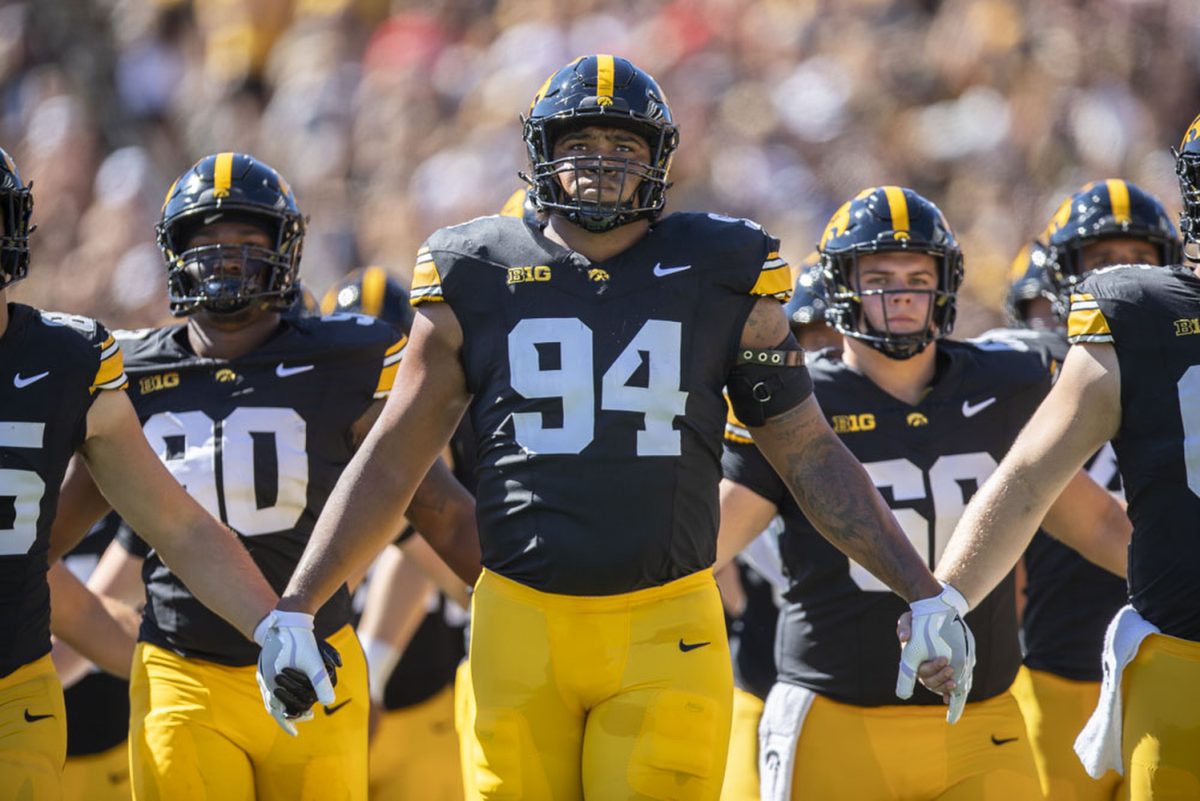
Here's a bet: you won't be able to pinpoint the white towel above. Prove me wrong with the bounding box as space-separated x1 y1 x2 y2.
758 682 817 801
1073 604 1159 778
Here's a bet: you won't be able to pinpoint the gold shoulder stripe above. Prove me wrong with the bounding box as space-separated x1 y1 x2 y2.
1067 307 1112 340
92 345 128 393
374 362 399 398
751 262 793 300
724 398 753 442
411 250 445 307
385 337 406 358
500 189 527 218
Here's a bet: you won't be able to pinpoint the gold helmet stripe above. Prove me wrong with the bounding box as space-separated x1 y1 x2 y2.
1009 244 1031 279
882 186 910 236
213 152 235 198
596 54 615 99
1106 179 1131 225
161 178 178 212
361 266 387 318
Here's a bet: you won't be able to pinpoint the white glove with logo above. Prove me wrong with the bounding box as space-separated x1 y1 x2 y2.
896 583 975 724
254 610 338 736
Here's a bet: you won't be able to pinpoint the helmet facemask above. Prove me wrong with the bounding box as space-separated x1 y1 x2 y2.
1176 148 1200 260
523 114 676 233
0 178 33 291
822 246 961 360
159 211 304 316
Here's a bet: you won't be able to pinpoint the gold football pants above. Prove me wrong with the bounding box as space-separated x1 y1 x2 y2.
463 568 733 801
369 683 463 801
1010 665 1117 801
0 654 66 801
1119 633 1200 801
63 740 130 801
787 688 1041 800
129 624 367 801
720 687 764 801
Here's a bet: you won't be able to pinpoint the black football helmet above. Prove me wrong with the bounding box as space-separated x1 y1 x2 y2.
521 54 678 232
1003 241 1060 327
320 266 414 334
785 254 829 327
1175 113 1200 252
157 152 305 316
1043 179 1181 306
0 147 33 291
818 186 963 359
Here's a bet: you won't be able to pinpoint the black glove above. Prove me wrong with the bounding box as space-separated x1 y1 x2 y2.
273 639 342 717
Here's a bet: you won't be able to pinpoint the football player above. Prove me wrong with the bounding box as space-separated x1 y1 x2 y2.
52 153 479 801
0 148 281 800
1002 242 1060 331
717 186 1129 800
258 55 959 801
719 262 835 801
910 118 1200 800
322 266 469 801
1002 181 1179 801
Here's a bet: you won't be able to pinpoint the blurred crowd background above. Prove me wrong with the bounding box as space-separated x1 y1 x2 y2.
3 0 1198 333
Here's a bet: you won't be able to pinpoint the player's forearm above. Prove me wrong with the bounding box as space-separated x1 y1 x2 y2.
406 461 481 587
756 400 940 602
1040 469 1130 578
281 425 432 614
358 547 433 653
48 563 138 679
157 512 279 639
935 465 1047 608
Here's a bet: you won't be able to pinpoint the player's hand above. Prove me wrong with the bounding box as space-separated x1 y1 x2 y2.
895 583 975 724
254 610 340 736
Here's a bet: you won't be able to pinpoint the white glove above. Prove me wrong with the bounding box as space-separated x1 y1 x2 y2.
254 610 336 736
896 583 976 724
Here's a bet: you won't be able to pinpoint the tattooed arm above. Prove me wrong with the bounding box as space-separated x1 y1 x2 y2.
738 299 940 602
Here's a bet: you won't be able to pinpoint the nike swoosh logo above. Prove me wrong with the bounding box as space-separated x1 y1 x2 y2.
204 213 223 225
678 638 711 652
961 397 997 418
323 699 351 716
653 262 692 277
991 735 1019 746
24 709 53 723
276 363 315 378
13 371 49 388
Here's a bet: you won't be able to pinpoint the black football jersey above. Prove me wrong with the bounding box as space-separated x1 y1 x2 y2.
729 559 781 701
722 341 1049 706
975 327 1127 682
116 313 402 666
1067 264 1200 641
0 304 127 678
62 512 130 756
411 212 791 595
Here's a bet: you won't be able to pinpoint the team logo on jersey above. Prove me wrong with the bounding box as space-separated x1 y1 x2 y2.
831 413 876 433
906 412 929 427
1174 318 1200 336
139 372 180 395
506 265 552 285
587 268 610 282
214 368 239 383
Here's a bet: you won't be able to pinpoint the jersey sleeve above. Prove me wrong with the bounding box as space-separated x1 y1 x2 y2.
410 242 445 307
749 234 792 301
721 404 789 507
90 329 129 393
373 336 406 399
1066 291 1115 345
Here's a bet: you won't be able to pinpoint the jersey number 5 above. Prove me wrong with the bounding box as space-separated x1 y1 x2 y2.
507 318 688 456
0 422 46 555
